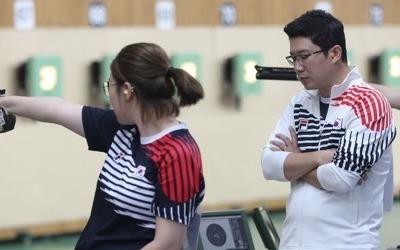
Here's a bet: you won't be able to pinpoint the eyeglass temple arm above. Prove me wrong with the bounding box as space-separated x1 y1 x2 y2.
255 65 297 81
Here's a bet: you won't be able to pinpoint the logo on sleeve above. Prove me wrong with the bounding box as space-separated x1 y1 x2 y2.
113 152 126 163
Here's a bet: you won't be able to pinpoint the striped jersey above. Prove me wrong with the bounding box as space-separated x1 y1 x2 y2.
261 67 396 249
75 107 205 250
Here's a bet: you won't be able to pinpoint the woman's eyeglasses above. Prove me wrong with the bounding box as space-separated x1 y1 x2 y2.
103 80 118 97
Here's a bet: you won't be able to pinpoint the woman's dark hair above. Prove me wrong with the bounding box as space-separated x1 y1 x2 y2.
283 10 348 63
110 42 204 121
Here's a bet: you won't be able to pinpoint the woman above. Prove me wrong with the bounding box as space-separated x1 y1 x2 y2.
0 42 205 250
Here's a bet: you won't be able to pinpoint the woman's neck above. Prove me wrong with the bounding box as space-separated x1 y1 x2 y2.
137 116 178 137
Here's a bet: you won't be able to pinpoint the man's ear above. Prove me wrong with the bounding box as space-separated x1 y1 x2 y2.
330 45 342 62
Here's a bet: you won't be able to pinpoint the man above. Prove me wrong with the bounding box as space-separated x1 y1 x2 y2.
261 10 396 250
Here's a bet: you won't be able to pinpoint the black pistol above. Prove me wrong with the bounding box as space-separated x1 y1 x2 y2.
255 65 297 81
0 89 16 133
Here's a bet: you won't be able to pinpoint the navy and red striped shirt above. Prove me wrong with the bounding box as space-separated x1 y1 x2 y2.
76 106 205 250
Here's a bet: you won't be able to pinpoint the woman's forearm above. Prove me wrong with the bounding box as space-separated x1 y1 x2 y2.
0 96 63 122
0 96 85 136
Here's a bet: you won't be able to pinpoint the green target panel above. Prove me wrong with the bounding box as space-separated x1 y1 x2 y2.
381 48 400 87
27 55 63 97
233 52 263 96
171 52 202 82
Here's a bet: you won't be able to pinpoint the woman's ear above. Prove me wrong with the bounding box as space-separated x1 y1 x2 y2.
122 82 135 100
122 82 134 93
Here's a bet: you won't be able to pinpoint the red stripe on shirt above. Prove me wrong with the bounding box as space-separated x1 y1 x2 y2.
332 85 392 131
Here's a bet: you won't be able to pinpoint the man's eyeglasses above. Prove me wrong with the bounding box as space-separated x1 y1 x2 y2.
285 49 327 66
103 80 118 97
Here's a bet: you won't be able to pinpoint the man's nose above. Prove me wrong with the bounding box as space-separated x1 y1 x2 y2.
294 61 304 72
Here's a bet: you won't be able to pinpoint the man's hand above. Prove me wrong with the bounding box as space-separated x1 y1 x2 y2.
270 127 301 153
357 173 368 185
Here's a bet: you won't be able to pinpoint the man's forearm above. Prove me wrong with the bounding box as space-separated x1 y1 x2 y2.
283 149 335 181
301 169 323 189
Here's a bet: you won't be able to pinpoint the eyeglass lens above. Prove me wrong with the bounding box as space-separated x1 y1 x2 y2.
103 81 110 97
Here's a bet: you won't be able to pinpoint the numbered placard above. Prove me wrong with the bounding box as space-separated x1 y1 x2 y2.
14 0 35 30
88 1 107 27
155 0 175 30
369 3 384 26
220 3 237 26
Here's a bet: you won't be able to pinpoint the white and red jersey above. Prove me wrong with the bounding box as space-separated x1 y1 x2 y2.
262 67 396 250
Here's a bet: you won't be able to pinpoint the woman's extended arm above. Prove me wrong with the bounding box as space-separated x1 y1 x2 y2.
0 96 85 137
369 83 400 110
